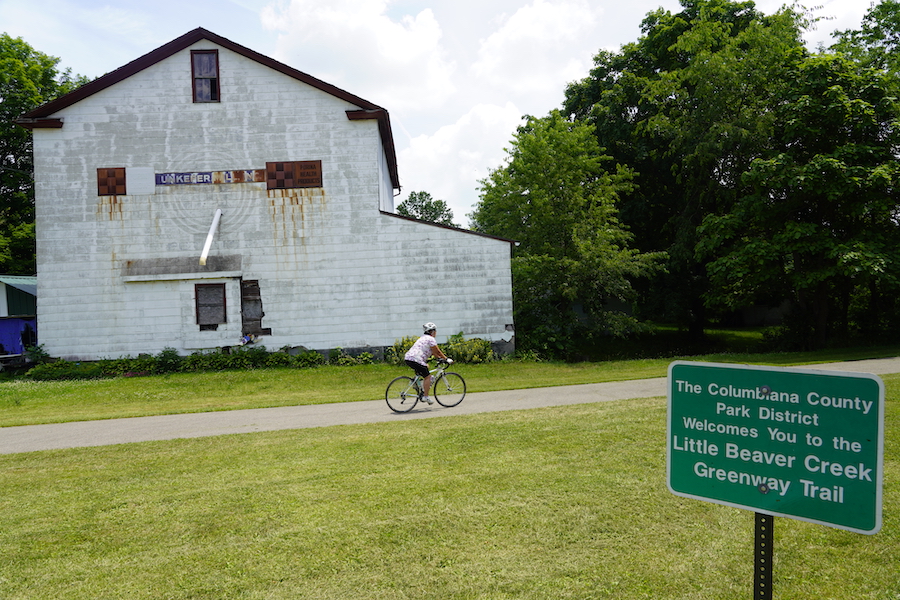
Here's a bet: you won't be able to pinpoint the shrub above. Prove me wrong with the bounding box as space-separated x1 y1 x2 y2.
327 349 376 366
387 333 496 365
294 350 326 368
25 361 104 381
225 346 271 370
264 351 295 368
328 348 360 366
386 336 417 365
24 344 51 365
444 332 495 364
182 350 233 372
17 343 363 381
500 348 542 362
155 347 184 373
98 356 156 377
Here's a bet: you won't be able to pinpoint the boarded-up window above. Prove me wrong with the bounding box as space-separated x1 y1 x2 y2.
97 168 126 196
191 50 220 103
196 283 226 331
240 280 272 336
266 161 322 189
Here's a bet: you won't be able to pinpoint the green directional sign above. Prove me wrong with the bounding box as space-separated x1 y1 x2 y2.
667 361 884 534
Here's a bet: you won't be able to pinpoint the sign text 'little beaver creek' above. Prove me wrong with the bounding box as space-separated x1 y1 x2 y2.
667 362 884 534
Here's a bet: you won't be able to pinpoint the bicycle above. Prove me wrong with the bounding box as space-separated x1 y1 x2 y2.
385 359 466 413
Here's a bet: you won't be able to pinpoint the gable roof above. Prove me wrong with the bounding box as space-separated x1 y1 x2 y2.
16 27 400 189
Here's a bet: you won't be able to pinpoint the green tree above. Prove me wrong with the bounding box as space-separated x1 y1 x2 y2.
832 0 900 74
563 0 808 336
396 191 457 227
696 54 900 348
471 111 664 358
0 33 87 274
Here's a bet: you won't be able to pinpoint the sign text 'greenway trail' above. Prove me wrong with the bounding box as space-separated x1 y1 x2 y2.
667 362 884 534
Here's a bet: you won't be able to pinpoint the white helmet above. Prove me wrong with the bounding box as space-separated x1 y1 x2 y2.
423 322 437 333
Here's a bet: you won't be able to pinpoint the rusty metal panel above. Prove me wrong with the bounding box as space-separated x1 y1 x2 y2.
97 167 126 196
266 160 322 189
293 160 322 187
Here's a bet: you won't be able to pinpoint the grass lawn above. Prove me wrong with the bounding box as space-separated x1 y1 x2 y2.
0 382 897 599
0 346 897 598
3 345 900 427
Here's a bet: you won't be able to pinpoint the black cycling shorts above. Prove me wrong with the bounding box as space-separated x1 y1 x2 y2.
405 359 430 378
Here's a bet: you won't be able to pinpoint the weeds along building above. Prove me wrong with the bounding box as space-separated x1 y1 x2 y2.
17 28 514 361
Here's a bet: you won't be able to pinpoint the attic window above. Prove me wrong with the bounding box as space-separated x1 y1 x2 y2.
191 50 220 103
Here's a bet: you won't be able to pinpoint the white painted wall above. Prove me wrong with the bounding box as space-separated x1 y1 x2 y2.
32 39 513 360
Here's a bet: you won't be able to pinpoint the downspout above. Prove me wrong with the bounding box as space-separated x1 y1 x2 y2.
199 209 223 266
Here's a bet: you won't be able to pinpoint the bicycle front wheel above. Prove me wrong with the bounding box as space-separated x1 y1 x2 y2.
386 376 419 413
434 372 466 407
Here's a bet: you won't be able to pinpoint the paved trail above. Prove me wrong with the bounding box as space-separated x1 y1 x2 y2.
2 358 898 455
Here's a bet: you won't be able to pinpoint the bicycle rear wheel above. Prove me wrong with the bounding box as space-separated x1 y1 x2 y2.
434 372 466 407
386 376 419 413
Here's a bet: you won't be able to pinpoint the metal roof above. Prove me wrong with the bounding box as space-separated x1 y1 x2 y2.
0 276 37 297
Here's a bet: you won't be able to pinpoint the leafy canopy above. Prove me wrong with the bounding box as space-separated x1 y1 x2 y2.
697 53 900 347
471 111 664 357
562 0 808 332
0 33 88 274
832 0 900 73
396 191 457 227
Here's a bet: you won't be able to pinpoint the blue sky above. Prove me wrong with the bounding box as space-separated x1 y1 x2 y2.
0 0 869 224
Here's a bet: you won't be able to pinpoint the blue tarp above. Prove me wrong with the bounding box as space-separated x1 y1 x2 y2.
0 317 37 355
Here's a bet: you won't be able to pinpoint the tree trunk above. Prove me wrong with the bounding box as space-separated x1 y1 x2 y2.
812 281 830 349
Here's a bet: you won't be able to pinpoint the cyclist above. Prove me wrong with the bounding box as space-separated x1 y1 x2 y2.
404 322 452 405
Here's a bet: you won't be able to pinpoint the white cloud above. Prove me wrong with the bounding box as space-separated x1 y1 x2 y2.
472 0 600 95
0 0 152 76
397 102 525 225
261 0 456 110
79 6 159 46
0 0 270 78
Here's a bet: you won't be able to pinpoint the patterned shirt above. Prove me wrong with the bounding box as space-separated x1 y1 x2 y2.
404 334 436 365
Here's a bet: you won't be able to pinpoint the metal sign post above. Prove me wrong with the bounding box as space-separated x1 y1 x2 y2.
754 513 774 600
667 361 885 597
